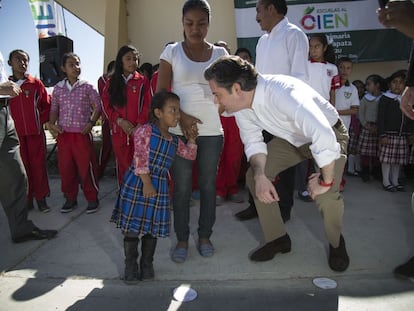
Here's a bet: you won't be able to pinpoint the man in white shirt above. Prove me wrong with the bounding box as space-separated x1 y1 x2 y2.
236 0 310 221
204 56 350 272
0 51 57 243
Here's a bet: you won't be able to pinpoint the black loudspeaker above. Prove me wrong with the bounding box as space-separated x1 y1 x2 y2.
39 35 73 87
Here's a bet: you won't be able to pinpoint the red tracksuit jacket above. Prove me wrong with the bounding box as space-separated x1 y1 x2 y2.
8 74 50 136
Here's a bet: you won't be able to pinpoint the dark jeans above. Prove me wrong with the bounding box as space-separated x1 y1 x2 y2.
171 135 223 242
0 105 35 240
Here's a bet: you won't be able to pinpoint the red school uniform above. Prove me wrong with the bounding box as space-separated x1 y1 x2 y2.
97 74 113 178
8 74 50 202
216 115 243 198
101 71 151 185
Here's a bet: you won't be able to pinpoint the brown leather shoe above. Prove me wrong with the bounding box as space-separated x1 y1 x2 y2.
328 235 349 272
249 234 291 262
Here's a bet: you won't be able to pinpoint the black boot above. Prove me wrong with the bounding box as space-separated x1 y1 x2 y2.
140 234 157 280
123 237 140 284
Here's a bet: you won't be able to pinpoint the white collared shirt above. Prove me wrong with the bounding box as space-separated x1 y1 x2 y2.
255 17 309 82
234 74 340 168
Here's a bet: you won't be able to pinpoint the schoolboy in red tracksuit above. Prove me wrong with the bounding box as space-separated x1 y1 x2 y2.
7 49 51 212
102 45 151 186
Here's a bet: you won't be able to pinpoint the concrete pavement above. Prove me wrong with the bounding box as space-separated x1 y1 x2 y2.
1 168 414 310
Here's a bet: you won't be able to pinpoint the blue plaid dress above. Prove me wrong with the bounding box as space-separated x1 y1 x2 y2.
111 125 178 237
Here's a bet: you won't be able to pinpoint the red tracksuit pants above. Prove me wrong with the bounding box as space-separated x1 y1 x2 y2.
97 118 113 178
112 137 134 186
216 116 243 197
57 132 99 202
19 132 50 202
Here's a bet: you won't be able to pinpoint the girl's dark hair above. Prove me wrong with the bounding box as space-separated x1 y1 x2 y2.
182 0 211 21
109 45 140 108
149 91 180 124
387 69 407 85
261 0 288 15
139 62 153 79
309 34 336 64
8 49 30 62
366 74 387 92
61 52 80 67
106 60 116 74
235 47 252 60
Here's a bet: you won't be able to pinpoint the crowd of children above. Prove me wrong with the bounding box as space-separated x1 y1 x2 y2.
4 37 413 284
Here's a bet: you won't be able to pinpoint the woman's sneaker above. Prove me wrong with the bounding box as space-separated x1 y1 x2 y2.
61 200 77 213
86 201 99 214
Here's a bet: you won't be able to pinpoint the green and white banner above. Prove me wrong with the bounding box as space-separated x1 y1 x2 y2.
234 0 412 63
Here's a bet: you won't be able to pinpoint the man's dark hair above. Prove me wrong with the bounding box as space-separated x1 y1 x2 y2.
260 0 287 15
204 55 258 92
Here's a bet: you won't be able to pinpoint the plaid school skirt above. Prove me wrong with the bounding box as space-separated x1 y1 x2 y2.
348 121 359 154
378 133 408 165
348 129 359 154
358 126 378 157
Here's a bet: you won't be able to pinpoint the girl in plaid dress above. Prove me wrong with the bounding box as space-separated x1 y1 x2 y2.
111 91 197 284
357 75 386 182
377 70 412 192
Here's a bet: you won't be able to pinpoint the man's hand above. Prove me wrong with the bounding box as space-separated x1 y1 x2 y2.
307 173 331 200
377 1 414 39
255 174 279 203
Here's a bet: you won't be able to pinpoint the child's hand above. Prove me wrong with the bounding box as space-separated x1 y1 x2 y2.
81 122 93 135
185 126 198 141
379 136 389 146
408 134 414 145
143 183 157 198
118 118 135 136
47 123 63 138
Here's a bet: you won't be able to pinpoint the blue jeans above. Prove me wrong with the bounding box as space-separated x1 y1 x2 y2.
171 135 223 242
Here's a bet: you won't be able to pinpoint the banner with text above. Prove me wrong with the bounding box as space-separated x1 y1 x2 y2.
234 0 412 63
28 0 65 38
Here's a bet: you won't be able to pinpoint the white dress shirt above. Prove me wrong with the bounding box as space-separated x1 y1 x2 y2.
234 74 340 168
255 17 309 81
